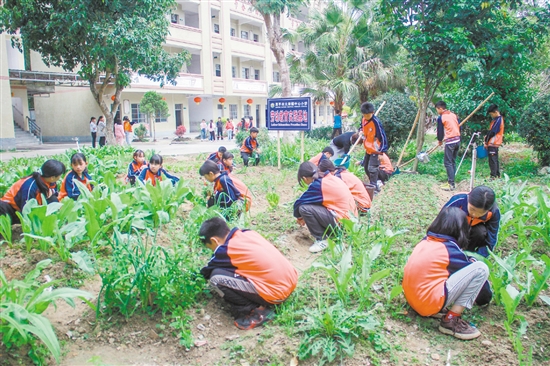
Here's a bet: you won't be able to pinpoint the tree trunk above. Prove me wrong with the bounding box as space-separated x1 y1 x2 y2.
412 98 428 172
262 13 291 98
88 71 121 146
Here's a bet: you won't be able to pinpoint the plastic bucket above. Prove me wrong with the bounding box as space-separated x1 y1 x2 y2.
476 145 488 159
364 183 375 201
334 155 350 169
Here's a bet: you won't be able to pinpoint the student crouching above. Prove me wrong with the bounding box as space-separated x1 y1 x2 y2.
403 207 492 340
199 217 297 330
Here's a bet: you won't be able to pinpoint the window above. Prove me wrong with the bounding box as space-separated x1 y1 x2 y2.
215 64 221 77
229 104 238 119
214 24 220 34
171 14 179 24
232 66 236 78
230 28 236 37
244 105 251 117
241 30 248 40
131 104 146 123
241 67 249 79
273 71 280 82
155 110 167 123
253 34 259 42
254 69 260 80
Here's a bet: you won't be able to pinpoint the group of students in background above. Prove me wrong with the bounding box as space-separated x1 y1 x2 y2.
200 116 255 142
90 116 134 148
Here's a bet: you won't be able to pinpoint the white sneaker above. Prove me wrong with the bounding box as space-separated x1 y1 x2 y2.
309 239 328 253
376 180 384 190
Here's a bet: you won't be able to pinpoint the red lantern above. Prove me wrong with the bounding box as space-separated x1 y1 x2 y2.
111 95 116 101
193 96 202 105
219 97 226 104
315 100 321 106
329 101 334 106
246 98 253 105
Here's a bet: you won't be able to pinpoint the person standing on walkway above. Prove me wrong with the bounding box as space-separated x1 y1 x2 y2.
209 120 216 141
216 117 224 140
200 119 207 142
331 110 342 139
90 117 97 148
123 116 133 146
226 119 234 140
97 116 106 147
436 101 461 191
484 104 504 179
114 119 125 145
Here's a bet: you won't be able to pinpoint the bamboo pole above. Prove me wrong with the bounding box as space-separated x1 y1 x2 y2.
395 109 420 167
459 92 495 127
375 101 386 116
277 130 281 170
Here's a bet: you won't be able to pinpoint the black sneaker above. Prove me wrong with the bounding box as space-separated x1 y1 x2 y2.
429 308 449 319
234 308 271 330
439 316 481 340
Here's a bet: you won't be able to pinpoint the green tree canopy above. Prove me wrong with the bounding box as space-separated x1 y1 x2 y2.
1 0 189 144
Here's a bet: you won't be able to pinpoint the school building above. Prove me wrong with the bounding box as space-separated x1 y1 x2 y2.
0 0 334 149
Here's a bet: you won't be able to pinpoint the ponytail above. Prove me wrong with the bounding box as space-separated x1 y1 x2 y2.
33 160 66 196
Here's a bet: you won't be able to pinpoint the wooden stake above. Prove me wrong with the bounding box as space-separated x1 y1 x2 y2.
396 109 420 167
277 130 281 170
459 92 495 127
300 131 305 163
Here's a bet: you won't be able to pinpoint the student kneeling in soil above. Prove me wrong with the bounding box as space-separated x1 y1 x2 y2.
318 159 371 214
199 217 298 330
308 147 334 166
442 185 500 258
403 207 492 340
294 162 357 253
199 160 252 214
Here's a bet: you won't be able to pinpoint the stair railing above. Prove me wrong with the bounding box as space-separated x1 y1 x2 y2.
26 116 43 144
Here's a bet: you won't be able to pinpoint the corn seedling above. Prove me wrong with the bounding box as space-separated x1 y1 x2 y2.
0 214 12 247
312 246 355 304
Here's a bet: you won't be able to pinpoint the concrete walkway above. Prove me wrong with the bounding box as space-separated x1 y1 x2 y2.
0 138 241 161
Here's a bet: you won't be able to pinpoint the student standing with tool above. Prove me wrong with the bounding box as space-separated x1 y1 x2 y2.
436 101 461 191
360 102 388 188
484 104 504 179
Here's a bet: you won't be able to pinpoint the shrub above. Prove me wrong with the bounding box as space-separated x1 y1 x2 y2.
371 92 417 148
175 125 187 138
305 126 333 140
133 123 148 141
519 94 550 166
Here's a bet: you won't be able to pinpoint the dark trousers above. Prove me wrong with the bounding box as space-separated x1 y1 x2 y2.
363 153 380 184
91 132 97 148
444 142 460 185
0 201 19 224
241 152 259 167
331 128 342 139
209 268 270 318
99 136 106 147
378 169 391 183
476 281 493 306
217 127 223 140
488 146 500 178
298 204 338 240
466 224 493 258
209 131 215 141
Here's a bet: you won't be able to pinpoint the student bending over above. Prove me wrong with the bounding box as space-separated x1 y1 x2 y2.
403 207 492 340
199 217 297 329
138 154 179 186
218 151 235 173
309 147 334 166
207 146 227 164
59 153 93 200
0 160 66 224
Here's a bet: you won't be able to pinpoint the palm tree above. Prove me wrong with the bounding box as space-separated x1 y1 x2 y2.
293 0 404 112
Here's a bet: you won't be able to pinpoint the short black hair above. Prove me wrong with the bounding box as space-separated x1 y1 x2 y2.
199 160 220 176
428 207 469 249
199 217 231 245
487 104 499 113
218 146 227 153
318 159 336 176
360 102 375 114
250 127 259 133
322 147 334 155
150 154 163 165
469 186 495 211
70 152 87 165
335 110 341 114
297 161 318 184
435 101 447 109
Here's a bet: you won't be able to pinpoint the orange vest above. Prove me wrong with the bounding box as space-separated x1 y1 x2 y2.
440 110 460 143
230 174 252 212
2 177 32 210
336 170 371 212
487 117 504 147
379 153 393 173
124 121 132 132
320 174 358 219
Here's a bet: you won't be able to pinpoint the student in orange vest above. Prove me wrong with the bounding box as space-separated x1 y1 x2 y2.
126 149 148 185
0 160 66 224
199 217 297 330
403 207 492 340
138 154 179 186
309 147 334 166
199 160 252 215
377 153 394 188
240 127 261 167
484 104 504 179
218 151 235 173
442 185 500 258
207 146 226 164
294 162 357 253
59 153 93 200
436 101 461 191
319 159 371 214
360 102 388 190
123 116 133 146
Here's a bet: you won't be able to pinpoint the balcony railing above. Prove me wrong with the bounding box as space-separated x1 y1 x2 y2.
130 73 203 90
232 78 267 94
167 24 202 46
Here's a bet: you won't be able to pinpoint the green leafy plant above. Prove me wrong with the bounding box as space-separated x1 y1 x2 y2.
524 254 550 306
313 246 355 304
266 190 280 210
0 214 12 247
501 285 533 365
0 259 92 364
519 93 550 166
297 300 378 365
